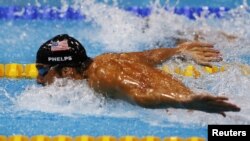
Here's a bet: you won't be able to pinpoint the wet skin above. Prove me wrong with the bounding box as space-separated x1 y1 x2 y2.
37 41 240 116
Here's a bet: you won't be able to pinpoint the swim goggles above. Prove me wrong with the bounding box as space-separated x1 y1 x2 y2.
36 64 71 77
36 65 52 76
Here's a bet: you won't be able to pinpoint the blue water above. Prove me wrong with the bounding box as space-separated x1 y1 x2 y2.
0 20 100 63
1 0 250 139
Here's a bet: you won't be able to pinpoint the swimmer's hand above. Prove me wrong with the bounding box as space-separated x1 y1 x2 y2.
184 94 241 117
177 41 222 67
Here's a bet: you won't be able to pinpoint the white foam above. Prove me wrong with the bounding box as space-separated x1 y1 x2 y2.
15 79 105 115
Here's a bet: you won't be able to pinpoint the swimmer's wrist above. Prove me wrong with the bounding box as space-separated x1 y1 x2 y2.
176 47 182 54
176 44 185 55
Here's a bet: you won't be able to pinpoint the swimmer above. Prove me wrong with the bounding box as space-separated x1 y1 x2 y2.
36 34 240 116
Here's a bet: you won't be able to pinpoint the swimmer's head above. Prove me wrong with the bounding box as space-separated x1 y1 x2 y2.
36 34 91 85
36 34 89 66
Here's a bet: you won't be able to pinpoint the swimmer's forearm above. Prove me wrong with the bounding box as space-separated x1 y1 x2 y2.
132 47 182 65
133 91 193 109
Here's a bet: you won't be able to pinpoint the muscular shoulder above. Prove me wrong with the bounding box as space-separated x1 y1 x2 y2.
94 52 142 62
87 52 141 77
86 53 123 91
87 53 120 74
94 53 118 62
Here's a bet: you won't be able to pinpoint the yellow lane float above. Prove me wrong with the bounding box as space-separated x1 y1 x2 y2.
25 63 38 78
0 64 4 77
161 63 250 78
52 135 72 141
120 136 139 141
141 136 161 141
31 135 50 141
0 63 38 78
0 136 7 141
8 135 29 141
185 137 205 141
163 137 184 141
96 136 117 141
5 63 24 78
75 136 95 141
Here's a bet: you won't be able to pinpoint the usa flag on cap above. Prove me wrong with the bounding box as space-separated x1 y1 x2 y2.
50 39 70 51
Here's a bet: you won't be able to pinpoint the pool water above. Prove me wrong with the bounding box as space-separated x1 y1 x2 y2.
1 0 250 139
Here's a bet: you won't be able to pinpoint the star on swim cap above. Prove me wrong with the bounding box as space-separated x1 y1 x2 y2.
36 34 89 66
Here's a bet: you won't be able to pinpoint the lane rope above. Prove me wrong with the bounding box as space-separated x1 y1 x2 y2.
0 135 206 141
0 63 250 79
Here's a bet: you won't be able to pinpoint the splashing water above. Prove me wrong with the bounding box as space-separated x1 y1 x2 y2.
14 78 170 127
1 0 250 128
15 79 105 115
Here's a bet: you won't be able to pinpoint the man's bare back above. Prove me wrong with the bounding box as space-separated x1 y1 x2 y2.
87 51 240 116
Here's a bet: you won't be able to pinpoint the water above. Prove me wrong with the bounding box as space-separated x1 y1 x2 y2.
1 0 250 138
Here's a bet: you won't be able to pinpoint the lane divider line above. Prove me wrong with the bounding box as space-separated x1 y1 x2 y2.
0 135 206 141
0 63 249 79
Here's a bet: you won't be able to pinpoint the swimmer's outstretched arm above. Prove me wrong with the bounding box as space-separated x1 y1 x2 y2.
183 94 240 116
129 41 222 67
130 89 240 116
